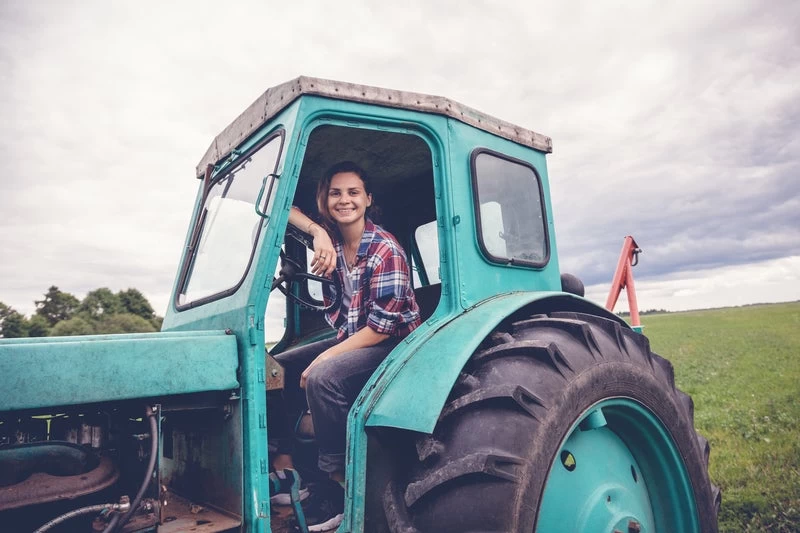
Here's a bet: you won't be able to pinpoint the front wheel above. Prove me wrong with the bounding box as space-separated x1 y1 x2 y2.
384 311 720 532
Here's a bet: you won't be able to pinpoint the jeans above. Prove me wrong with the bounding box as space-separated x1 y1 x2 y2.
270 336 399 473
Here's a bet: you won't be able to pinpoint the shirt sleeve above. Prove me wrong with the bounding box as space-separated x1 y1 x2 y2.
366 245 418 336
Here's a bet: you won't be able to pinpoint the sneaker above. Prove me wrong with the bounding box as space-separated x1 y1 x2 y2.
270 469 309 506
301 479 344 532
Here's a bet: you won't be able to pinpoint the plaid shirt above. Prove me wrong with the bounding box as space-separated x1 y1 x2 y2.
324 219 421 341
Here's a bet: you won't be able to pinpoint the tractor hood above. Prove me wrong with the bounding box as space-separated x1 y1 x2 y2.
0 330 239 411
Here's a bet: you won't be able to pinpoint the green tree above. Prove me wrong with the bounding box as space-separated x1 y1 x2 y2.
78 288 122 319
50 317 95 337
117 288 156 320
0 302 13 334
35 286 80 326
98 313 156 334
27 315 50 337
1 310 29 338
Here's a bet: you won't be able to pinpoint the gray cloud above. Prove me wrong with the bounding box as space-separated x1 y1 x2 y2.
1 0 798 318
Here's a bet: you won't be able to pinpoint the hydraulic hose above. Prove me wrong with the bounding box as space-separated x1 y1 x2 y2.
102 405 159 533
33 501 130 533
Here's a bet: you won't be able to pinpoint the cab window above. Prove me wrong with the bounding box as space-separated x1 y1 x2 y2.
470 150 548 267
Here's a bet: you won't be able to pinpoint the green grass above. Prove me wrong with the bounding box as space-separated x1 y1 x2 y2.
641 302 800 532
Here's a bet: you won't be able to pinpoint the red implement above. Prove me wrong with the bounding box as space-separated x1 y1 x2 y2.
605 236 642 330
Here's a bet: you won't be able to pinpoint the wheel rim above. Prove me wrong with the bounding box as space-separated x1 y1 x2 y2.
536 398 700 533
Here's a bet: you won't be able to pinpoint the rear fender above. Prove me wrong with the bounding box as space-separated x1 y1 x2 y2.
362 292 626 433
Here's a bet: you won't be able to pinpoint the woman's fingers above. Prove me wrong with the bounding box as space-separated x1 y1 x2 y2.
310 243 336 276
311 232 336 276
300 353 326 388
310 250 335 276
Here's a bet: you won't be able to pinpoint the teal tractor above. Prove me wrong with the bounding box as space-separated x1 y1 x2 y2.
0 77 720 532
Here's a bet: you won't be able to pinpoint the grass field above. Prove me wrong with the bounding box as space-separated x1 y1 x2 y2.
640 301 800 532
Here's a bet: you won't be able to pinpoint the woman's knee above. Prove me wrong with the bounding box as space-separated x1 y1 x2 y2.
305 359 337 393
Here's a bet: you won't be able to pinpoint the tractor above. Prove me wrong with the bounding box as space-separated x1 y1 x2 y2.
0 76 720 532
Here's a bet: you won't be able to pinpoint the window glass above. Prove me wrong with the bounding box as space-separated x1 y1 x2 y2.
472 151 547 265
413 220 440 285
178 134 283 306
265 257 287 345
307 247 323 301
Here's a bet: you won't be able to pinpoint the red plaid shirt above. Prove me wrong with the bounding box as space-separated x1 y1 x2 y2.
324 220 421 340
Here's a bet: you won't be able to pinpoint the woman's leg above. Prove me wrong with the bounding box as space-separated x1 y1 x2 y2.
304 338 399 475
269 337 337 467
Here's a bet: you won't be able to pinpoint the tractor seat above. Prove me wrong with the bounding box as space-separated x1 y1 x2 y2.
414 283 441 322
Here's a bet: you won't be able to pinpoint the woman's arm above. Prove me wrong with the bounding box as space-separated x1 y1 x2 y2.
300 326 389 388
288 206 336 276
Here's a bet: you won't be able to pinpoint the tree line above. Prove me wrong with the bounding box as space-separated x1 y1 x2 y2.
616 309 670 317
0 286 163 338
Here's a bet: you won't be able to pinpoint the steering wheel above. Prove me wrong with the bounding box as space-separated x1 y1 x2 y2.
271 230 342 313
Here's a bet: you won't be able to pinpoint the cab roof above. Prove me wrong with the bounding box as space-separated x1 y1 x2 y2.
197 76 553 177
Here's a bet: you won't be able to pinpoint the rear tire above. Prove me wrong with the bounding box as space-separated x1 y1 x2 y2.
383 311 720 532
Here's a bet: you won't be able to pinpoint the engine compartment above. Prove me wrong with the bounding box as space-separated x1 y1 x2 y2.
0 394 243 532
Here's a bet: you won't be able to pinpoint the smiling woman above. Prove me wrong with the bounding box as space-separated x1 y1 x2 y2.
269 155 423 530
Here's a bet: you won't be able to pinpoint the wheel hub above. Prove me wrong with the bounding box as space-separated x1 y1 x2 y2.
537 400 699 532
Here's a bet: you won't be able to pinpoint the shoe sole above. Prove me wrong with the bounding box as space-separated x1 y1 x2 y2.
307 512 343 532
270 487 309 506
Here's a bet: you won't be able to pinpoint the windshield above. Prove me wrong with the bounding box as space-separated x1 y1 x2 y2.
177 132 284 307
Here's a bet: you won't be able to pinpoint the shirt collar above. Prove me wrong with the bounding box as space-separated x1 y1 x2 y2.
331 218 377 262
357 219 377 259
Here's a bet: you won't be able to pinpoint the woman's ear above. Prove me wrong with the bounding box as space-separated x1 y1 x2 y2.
367 193 373 207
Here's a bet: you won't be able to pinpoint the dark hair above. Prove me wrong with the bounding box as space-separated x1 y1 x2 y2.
316 161 379 226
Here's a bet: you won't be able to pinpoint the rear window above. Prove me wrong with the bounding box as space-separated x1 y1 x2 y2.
412 220 440 286
471 150 548 267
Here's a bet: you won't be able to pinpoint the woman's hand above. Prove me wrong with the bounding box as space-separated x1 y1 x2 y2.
288 207 336 277
300 328 389 389
300 349 335 389
309 225 336 277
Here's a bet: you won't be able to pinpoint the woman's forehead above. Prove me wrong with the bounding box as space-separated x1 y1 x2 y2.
329 171 364 189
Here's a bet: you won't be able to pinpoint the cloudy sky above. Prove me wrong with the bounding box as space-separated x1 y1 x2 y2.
1 0 798 322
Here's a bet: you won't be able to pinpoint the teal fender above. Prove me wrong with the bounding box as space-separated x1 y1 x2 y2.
362 291 627 433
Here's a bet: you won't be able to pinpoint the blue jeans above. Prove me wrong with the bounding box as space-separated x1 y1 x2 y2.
271 336 399 473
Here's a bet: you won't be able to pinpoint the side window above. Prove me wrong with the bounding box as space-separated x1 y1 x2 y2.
471 150 548 266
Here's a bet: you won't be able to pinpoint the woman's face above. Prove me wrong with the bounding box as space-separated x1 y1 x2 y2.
326 171 372 227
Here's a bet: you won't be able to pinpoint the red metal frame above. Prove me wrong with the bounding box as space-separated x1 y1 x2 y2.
605 236 642 328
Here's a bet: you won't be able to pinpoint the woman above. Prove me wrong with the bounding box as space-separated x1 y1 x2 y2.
272 161 421 531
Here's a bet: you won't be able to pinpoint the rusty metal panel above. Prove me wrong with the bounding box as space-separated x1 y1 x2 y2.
265 354 284 391
0 442 119 510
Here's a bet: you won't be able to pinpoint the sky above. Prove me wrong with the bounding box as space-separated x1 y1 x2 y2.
1 0 798 323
